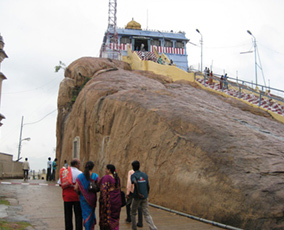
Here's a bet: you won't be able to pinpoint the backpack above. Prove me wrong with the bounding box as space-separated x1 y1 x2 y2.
60 167 73 189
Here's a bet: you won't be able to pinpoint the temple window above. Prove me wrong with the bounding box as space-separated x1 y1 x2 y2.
151 39 161 46
120 37 131 44
73 136 80 159
176 41 185 48
164 40 173 47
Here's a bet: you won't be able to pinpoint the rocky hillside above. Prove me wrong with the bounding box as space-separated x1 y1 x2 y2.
56 57 284 230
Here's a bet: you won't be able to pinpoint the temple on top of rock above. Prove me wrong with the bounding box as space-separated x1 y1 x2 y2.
100 18 190 71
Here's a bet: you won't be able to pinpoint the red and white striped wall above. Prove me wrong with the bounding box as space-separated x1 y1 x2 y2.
106 43 131 51
151 45 185 55
106 43 185 55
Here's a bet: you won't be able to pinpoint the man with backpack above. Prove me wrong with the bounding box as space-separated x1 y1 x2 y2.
131 160 157 230
58 158 83 230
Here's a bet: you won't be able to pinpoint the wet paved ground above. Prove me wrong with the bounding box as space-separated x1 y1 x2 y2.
0 179 226 230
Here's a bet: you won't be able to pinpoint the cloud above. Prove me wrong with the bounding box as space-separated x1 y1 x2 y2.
0 0 284 170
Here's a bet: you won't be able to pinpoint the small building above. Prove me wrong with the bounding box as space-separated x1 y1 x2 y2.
0 34 8 127
0 152 23 179
100 19 189 71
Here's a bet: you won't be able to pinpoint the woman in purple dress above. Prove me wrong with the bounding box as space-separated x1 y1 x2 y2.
99 164 122 230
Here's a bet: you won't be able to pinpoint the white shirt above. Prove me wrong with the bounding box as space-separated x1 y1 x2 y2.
126 169 134 195
57 166 82 184
23 161 30 170
47 160 52 168
70 167 82 183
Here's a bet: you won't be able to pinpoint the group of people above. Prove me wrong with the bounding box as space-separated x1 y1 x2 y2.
157 56 174 66
46 157 58 181
203 67 229 89
220 73 229 89
58 159 157 230
204 67 214 85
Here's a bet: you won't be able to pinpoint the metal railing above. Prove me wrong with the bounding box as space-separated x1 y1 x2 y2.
194 72 284 110
149 203 243 230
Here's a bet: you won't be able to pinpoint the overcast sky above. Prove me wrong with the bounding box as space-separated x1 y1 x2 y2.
0 0 284 171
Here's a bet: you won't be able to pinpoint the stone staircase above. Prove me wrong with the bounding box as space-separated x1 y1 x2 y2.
135 51 158 62
196 77 284 116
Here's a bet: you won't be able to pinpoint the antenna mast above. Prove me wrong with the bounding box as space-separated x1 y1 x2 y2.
107 0 119 52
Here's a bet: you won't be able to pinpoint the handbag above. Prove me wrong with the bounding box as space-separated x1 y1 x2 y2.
88 180 100 193
88 173 100 193
126 192 133 205
121 190 126 207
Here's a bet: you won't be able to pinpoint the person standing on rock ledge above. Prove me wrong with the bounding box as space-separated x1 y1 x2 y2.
130 160 157 230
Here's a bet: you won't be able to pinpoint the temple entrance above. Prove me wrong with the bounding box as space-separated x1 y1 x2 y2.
134 39 148 51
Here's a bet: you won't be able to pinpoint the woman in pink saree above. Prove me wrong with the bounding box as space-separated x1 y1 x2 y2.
99 164 122 230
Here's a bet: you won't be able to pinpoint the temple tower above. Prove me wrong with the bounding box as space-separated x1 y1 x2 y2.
100 0 121 59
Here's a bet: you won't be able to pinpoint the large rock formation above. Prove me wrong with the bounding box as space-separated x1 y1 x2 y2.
56 57 284 230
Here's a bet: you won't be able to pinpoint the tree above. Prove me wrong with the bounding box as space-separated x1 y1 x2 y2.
55 61 66 72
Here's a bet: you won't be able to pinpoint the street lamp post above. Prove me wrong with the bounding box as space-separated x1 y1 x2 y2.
196 29 203 72
17 116 31 161
247 30 257 87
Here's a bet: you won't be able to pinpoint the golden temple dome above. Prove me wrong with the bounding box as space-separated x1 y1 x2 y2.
125 18 142 30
